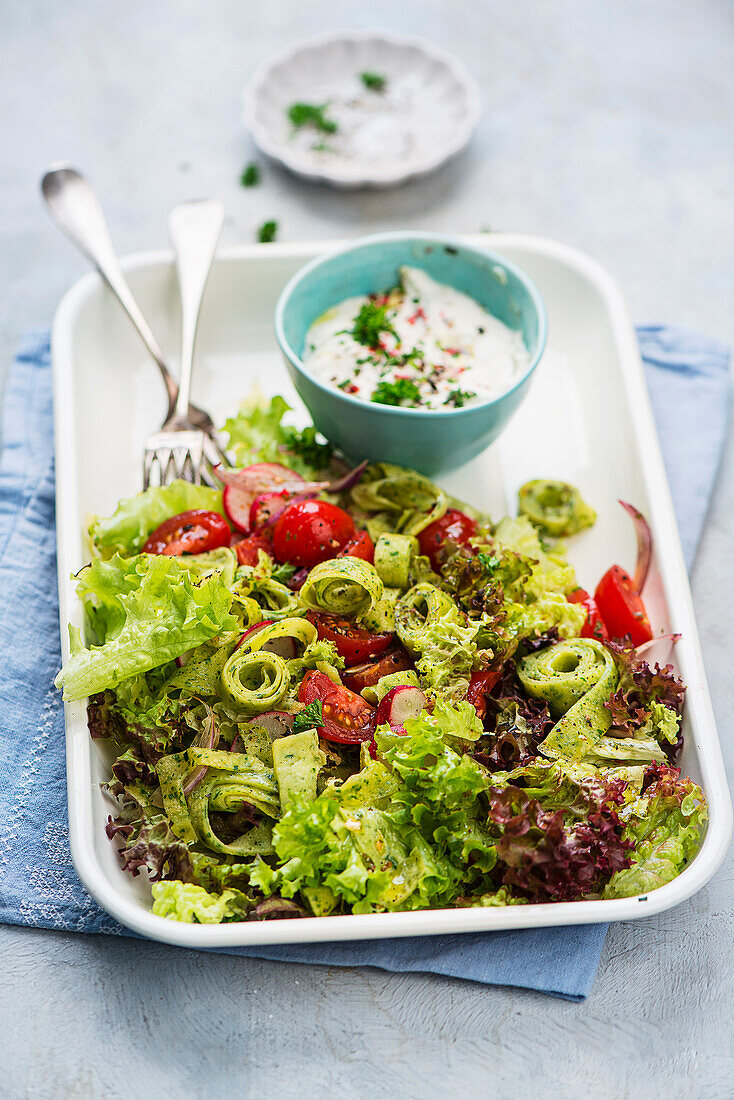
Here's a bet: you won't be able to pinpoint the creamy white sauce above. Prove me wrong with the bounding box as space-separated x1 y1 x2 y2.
303 266 530 410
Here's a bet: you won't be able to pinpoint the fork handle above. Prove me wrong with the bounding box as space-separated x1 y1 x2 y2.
168 200 224 422
41 166 178 415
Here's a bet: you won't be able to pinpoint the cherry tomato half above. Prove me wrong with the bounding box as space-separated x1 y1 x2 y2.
568 588 610 641
143 510 231 556
306 612 394 664
338 529 375 564
594 566 653 646
417 508 477 571
341 646 415 694
298 670 376 745
272 500 355 570
467 668 501 721
235 534 274 567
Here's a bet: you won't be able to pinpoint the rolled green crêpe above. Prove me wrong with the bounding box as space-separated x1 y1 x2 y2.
373 533 419 589
248 577 302 620
157 747 280 853
517 479 596 538
350 463 446 537
360 586 401 633
240 617 317 656
517 638 618 761
221 649 291 713
299 557 383 619
394 582 459 653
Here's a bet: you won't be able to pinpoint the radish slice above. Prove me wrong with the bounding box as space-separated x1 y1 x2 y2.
223 484 255 533
376 685 428 729
246 711 294 741
249 490 290 531
236 621 275 649
214 462 313 496
619 500 653 593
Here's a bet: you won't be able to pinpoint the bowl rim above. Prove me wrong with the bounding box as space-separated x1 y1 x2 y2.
241 29 482 187
273 229 548 420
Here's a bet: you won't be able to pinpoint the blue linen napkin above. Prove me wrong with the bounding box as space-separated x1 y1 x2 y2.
0 327 728 1001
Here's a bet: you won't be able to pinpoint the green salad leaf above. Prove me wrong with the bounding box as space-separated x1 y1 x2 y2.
56 554 238 700
151 881 251 923
88 480 225 559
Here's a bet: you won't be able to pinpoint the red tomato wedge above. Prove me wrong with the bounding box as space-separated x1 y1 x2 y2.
143 510 231 556
417 508 477 571
341 646 415 693
467 668 501 721
306 612 394 664
273 500 355 569
338 529 375 564
568 588 610 641
235 534 274 567
298 670 376 745
594 566 652 646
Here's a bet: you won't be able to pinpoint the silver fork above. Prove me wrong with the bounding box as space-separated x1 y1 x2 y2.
40 165 229 485
144 199 224 487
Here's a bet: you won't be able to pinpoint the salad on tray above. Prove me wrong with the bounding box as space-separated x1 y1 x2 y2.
56 395 706 924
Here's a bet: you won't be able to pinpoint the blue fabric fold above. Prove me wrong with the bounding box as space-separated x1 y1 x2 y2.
0 326 728 1000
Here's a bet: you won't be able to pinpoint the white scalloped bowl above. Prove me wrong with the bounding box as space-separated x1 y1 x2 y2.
243 31 481 189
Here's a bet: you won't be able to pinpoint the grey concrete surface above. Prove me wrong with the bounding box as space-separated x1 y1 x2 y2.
1 2 733 1097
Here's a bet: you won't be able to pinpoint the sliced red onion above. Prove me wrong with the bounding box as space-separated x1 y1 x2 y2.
635 632 681 663
182 712 219 796
376 685 428 730
619 500 653 593
175 651 192 669
324 459 368 494
250 896 307 920
287 567 309 592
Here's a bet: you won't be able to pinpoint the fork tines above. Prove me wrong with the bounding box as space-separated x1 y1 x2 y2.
143 429 208 489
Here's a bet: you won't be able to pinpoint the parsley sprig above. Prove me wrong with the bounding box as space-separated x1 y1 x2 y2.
360 71 387 92
371 379 421 406
293 701 324 734
351 300 396 348
287 102 338 133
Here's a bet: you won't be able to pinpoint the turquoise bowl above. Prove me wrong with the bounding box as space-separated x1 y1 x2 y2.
274 232 547 475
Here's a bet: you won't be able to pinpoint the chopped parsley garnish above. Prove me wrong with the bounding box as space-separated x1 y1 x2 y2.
239 162 260 187
371 379 421 406
444 388 476 408
352 300 396 348
477 552 501 573
293 700 323 734
257 220 278 244
360 71 387 92
282 424 334 470
287 102 338 133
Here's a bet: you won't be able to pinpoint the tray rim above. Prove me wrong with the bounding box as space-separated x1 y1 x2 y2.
52 232 733 948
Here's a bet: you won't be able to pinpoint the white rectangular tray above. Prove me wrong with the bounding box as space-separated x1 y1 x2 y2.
53 234 732 947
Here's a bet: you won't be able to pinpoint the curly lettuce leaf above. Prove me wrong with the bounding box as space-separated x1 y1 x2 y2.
223 393 332 478
151 881 251 923
415 614 483 704
604 763 707 898
88 480 225 558
56 554 238 700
